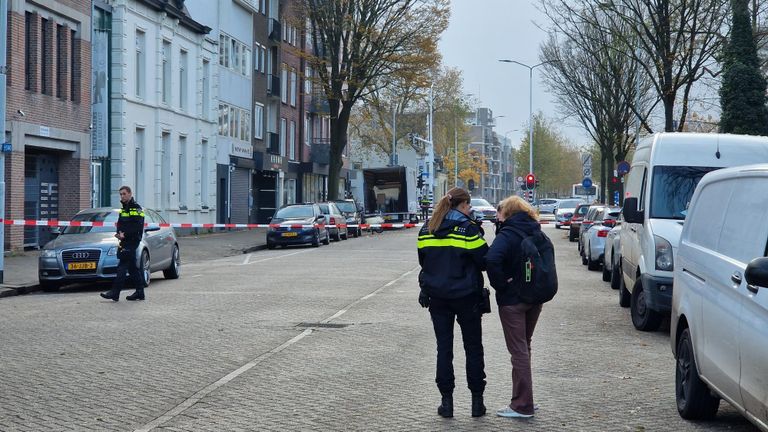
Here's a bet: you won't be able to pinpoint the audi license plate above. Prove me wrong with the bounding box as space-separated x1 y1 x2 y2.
67 262 96 270
281 232 298 237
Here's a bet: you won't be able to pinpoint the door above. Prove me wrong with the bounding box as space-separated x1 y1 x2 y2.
622 165 646 288
24 153 59 248
254 171 277 223
230 168 250 223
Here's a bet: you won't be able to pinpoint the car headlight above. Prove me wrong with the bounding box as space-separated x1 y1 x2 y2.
40 249 57 258
108 246 118 256
654 235 674 271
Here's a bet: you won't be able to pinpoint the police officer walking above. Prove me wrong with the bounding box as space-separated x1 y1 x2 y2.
419 196 431 222
417 187 489 418
100 186 146 302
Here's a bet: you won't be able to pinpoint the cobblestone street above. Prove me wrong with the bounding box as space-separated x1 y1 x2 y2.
0 225 758 431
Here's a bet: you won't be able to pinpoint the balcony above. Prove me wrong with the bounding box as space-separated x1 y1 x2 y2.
309 91 330 114
267 132 280 154
267 74 281 98
268 19 281 42
310 138 331 165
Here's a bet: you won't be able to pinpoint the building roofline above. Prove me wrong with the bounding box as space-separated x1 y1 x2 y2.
140 0 211 35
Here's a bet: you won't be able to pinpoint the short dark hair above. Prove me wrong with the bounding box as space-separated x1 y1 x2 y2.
119 186 132 194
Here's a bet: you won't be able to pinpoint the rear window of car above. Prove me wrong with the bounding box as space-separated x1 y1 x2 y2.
275 206 314 218
559 199 583 208
334 201 356 213
63 210 119 234
541 199 556 205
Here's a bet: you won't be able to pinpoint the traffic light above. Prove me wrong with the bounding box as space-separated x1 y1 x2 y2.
527 190 534 203
535 179 540 189
525 174 536 190
611 176 619 185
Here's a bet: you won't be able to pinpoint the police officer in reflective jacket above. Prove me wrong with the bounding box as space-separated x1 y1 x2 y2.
417 187 489 418
100 186 146 302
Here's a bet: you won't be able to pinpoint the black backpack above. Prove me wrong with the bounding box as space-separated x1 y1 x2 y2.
503 226 558 304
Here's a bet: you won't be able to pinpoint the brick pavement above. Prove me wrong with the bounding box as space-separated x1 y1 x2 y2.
0 225 758 431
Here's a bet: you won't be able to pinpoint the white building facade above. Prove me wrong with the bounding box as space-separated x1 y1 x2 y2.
108 0 216 224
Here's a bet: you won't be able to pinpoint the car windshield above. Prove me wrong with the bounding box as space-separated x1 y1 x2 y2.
334 201 356 213
650 166 719 219
63 210 119 234
471 198 491 207
275 206 314 219
559 199 583 208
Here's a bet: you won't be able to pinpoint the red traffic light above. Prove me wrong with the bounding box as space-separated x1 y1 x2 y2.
525 174 536 190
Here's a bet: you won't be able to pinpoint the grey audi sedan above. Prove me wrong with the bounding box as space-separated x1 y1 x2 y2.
38 207 181 291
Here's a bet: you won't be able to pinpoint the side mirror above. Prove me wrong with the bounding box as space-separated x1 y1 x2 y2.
315 215 325 222
622 197 644 224
144 226 161 232
745 257 768 290
267 216 272 222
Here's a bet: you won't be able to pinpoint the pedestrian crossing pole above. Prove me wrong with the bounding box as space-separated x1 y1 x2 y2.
0 0 7 283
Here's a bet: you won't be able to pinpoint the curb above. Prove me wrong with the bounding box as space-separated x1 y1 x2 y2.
0 283 40 298
242 244 269 254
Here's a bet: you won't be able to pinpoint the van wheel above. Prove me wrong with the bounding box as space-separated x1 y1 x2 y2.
610 256 621 290
619 271 631 308
631 280 662 331
676 328 720 419
602 262 611 281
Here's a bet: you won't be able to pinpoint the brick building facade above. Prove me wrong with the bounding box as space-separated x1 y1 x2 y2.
4 0 92 249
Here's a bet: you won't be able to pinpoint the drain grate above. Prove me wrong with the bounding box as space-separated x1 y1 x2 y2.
296 322 351 328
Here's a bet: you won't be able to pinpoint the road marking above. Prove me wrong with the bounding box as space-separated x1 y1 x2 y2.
241 249 309 265
242 253 252 265
133 329 313 432
134 264 418 431
190 274 202 278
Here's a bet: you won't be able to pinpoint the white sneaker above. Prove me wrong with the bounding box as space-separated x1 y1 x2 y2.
496 406 534 418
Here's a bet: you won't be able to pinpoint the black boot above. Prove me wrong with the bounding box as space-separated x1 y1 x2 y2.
437 391 453 418
100 291 119 302
126 289 145 301
471 392 486 417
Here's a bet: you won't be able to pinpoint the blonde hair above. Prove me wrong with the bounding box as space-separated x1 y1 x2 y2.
498 196 539 222
427 187 471 233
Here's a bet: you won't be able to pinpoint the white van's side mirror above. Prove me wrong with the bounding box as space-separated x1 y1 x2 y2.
745 257 768 293
622 197 644 224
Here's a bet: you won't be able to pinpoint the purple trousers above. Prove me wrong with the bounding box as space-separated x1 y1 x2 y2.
498 303 542 415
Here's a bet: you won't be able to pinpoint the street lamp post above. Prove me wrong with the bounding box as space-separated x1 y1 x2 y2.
498 59 555 178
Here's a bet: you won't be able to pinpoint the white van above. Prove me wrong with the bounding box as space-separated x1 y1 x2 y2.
620 132 768 331
671 164 768 431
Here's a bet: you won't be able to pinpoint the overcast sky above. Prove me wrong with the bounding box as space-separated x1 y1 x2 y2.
439 0 589 148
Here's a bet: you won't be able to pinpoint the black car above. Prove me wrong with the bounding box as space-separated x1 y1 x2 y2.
266 204 330 249
332 199 365 237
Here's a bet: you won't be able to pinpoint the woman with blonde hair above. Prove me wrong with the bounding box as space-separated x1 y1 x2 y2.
485 195 544 418
417 187 489 418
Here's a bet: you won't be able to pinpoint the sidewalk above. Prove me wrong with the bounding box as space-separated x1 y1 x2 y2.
0 228 269 298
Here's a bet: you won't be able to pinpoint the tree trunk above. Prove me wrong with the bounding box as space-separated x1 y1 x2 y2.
328 103 352 200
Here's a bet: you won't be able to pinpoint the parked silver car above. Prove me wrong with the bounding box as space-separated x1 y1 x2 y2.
537 198 560 214
38 207 181 291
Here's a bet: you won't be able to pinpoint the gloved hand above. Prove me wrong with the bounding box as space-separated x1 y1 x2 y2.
418 290 430 308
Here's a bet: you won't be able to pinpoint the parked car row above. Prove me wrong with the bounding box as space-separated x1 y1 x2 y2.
266 199 376 249
566 133 768 431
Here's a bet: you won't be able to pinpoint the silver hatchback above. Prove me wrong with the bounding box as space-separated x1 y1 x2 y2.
38 207 181 291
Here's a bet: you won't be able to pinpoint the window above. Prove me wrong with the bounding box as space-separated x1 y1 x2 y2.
135 30 145 98
281 64 288 103
56 24 65 98
253 43 267 74
162 40 171 104
254 104 264 140
201 139 209 207
24 12 33 90
202 60 210 117
289 121 296 160
280 118 287 156
161 132 171 209
135 128 145 204
305 114 311 145
41 18 50 94
217 103 252 141
179 50 188 110
260 46 266 73
71 29 78 101
178 136 187 206
290 68 297 106
219 33 250 77
304 66 312 95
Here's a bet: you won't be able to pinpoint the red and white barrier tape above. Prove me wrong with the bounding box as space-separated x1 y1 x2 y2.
0 218 419 230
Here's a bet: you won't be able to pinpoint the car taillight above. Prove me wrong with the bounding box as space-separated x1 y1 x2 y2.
329 217 336 225
597 230 609 238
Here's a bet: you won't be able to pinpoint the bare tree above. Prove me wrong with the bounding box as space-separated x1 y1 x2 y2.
540 3 655 203
302 0 449 199
545 0 728 133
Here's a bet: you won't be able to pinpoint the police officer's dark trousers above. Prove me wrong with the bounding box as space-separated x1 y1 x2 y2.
107 248 142 297
429 294 486 394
